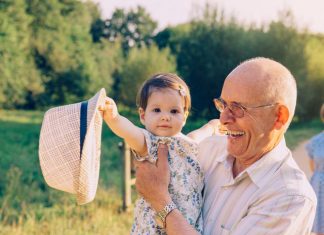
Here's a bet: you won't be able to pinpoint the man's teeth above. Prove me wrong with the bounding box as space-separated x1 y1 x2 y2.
224 130 245 136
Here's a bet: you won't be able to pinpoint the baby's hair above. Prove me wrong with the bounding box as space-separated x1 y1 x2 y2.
136 73 191 113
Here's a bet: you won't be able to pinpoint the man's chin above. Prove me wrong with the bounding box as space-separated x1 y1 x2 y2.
227 142 245 157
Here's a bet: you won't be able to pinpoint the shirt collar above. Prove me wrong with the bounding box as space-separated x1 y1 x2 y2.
220 138 290 188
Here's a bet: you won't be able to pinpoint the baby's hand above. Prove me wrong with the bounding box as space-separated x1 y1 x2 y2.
98 97 119 120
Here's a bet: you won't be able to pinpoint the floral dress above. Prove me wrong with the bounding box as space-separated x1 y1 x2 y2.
130 129 204 235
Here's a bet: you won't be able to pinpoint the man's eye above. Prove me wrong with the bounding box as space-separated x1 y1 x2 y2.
230 103 242 112
153 108 160 112
170 109 179 114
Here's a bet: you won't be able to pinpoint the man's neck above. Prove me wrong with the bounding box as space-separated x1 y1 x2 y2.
232 158 244 178
232 151 268 178
232 137 284 178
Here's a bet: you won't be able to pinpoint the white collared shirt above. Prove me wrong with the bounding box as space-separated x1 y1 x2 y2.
198 135 317 235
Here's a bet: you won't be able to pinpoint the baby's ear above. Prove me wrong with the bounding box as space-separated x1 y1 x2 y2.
138 107 145 125
184 111 189 119
183 111 189 126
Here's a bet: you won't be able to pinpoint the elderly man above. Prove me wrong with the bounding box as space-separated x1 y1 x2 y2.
135 57 317 235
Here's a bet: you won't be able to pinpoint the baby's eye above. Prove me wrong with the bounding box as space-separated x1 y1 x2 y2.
170 109 179 114
153 108 161 113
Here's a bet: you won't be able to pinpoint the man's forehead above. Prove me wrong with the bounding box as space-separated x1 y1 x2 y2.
222 71 267 103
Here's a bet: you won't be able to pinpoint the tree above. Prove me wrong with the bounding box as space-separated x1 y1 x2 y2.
0 0 43 108
101 6 158 53
154 24 191 55
117 45 176 107
177 9 249 118
300 36 324 120
251 11 309 120
27 0 122 105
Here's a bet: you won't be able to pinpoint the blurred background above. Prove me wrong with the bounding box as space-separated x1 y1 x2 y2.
0 0 323 234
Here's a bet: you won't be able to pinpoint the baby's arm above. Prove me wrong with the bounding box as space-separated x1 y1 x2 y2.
99 97 147 156
187 119 219 143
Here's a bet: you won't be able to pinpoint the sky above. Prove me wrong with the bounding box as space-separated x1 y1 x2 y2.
92 0 324 33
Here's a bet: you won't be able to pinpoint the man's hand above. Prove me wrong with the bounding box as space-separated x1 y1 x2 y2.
98 97 119 121
135 144 172 211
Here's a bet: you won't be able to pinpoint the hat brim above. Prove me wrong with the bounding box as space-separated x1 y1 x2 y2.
39 88 106 205
77 88 106 205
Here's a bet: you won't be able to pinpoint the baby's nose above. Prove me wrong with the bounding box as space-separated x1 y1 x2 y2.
161 113 171 121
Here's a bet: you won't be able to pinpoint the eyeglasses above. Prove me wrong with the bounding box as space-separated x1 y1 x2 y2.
213 98 277 118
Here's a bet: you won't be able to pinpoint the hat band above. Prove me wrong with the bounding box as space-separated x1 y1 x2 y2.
80 101 88 159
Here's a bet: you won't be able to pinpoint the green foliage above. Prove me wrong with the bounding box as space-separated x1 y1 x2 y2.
173 7 317 119
299 36 324 120
100 6 158 53
247 14 310 121
0 0 123 108
28 0 122 106
0 1 323 121
177 8 251 118
154 23 191 54
117 45 176 107
0 0 43 108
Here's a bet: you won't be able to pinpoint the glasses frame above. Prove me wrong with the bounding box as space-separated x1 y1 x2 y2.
213 98 277 118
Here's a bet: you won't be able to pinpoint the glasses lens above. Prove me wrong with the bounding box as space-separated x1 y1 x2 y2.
214 99 225 112
229 103 244 118
214 99 245 118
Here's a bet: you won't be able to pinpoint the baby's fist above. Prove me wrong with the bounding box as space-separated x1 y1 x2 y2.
98 97 119 120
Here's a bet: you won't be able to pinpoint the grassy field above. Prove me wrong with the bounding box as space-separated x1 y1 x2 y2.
0 109 133 235
0 109 322 235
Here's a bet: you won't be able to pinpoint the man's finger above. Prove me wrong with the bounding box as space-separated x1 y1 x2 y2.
156 144 169 171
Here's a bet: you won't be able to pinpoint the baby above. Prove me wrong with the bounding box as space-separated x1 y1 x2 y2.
100 73 218 234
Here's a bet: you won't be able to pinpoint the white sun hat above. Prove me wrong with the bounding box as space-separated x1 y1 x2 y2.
39 88 106 205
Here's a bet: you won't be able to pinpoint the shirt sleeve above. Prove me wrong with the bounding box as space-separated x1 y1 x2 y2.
197 135 227 171
230 193 317 235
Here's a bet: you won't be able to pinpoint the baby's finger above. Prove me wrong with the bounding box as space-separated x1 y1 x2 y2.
105 97 115 105
98 104 105 111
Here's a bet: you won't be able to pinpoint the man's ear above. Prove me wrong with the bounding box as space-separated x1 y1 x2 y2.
138 107 145 125
274 105 289 130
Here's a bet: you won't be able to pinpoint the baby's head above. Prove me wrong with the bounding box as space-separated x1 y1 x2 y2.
137 73 191 137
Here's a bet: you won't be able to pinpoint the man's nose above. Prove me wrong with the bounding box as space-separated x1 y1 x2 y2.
219 108 235 125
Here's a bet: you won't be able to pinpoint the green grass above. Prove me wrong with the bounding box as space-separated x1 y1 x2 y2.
286 119 322 149
0 109 133 234
0 109 322 234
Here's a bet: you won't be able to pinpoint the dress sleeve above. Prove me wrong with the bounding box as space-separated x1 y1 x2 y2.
131 129 159 164
306 140 314 159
